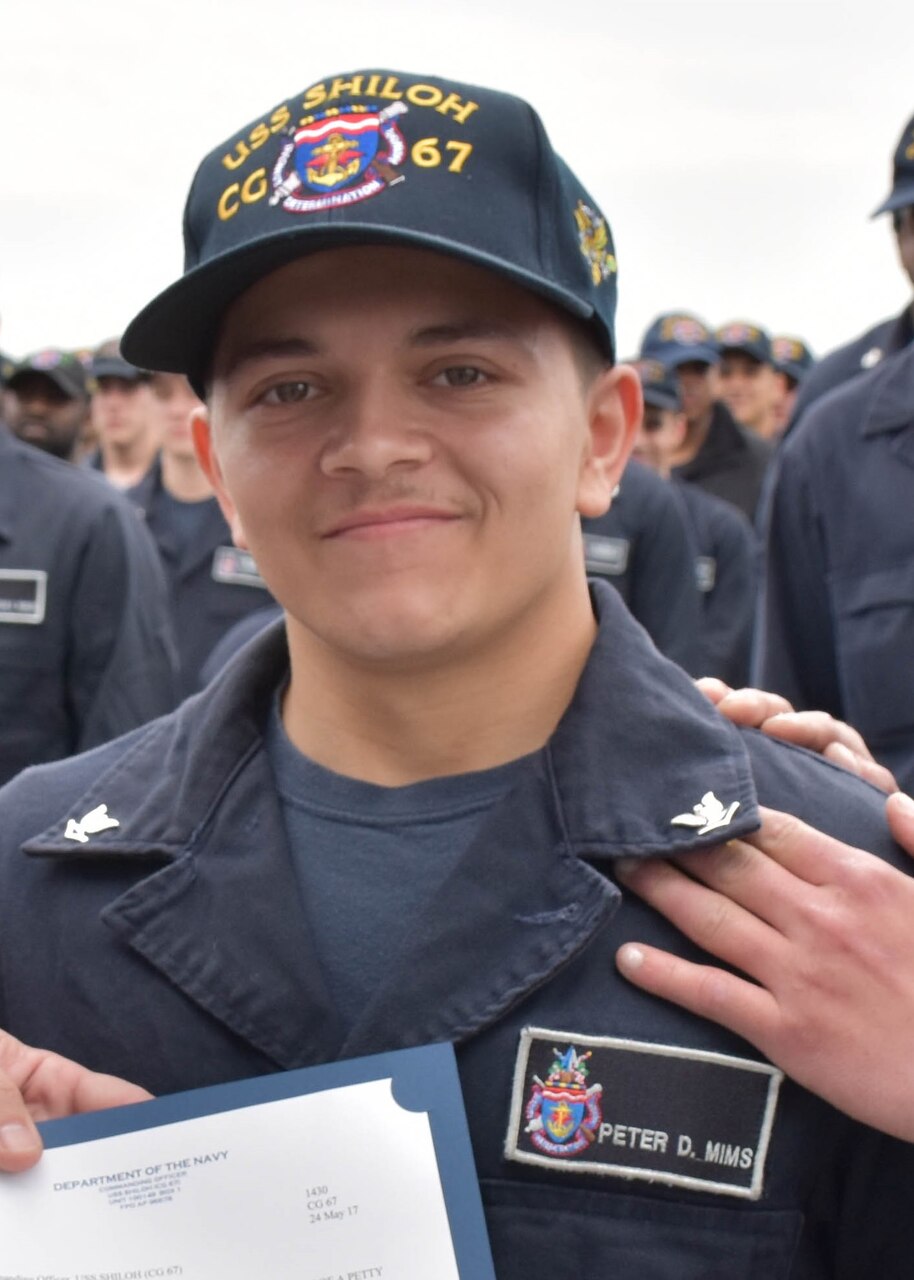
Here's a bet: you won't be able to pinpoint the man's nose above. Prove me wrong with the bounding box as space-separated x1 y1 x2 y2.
319 386 434 478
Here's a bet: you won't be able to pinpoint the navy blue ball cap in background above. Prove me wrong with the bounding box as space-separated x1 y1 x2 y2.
628 356 681 412
771 335 815 384
121 70 619 391
871 111 914 217
89 337 149 384
640 312 720 368
715 320 773 366
7 349 88 400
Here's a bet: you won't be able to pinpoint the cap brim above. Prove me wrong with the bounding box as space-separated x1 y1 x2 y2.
7 368 84 399
642 390 680 411
870 183 914 218
122 224 601 390
662 345 720 369
91 357 146 381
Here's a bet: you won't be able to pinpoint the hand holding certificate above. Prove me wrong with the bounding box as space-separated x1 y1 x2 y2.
0 1044 495 1280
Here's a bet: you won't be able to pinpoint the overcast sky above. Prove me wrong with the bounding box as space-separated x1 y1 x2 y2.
1 0 912 363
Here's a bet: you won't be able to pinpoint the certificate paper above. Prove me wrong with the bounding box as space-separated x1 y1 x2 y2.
0 1043 495 1280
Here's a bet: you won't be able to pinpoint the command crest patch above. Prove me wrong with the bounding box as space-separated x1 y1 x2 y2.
270 102 408 214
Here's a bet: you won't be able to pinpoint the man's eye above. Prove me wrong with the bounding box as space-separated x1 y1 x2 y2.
261 380 313 405
434 366 487 388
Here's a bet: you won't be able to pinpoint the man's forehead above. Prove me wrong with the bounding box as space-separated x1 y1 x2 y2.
213 246 567 366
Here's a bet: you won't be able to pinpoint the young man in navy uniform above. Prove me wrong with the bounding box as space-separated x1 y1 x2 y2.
755 337 914 794
640 312 773 522
0 402 178 784
630 358 756 685
0 70 913 1278
127 372 275 699
787 110 914 432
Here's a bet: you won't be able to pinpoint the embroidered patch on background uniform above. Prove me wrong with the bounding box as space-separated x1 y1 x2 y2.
211 547 268 589
0 569 47 624
505 1027 782 1200
582 534 629 577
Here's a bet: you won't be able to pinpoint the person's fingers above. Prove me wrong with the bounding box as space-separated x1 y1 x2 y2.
760 710 875 760
614 853 787 980
695 676 732 706
823 742 899 793
615 942 780 1046
670 834 820 936
0 1069 43 1171
743 806 874 884
70 1070 152 1115
886 791 914 857
712 687 795 727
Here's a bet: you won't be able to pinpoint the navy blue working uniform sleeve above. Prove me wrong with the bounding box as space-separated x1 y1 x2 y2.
65 503 179 749
626 484 704 676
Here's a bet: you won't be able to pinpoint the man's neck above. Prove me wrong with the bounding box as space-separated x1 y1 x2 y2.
281 574 598 786
161 450 214 502
101 438 157 490
669 404 713 467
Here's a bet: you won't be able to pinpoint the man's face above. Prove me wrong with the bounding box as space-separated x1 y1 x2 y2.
674 360 717 425
197 246 637 672
90 376 154 447
633 404 688 478
149 373 203 462
6 373 86 460
717 351 779 431
894 206 914 288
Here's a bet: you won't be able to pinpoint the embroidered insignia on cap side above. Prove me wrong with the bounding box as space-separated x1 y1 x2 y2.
573 200 616 286
671 791 739 835
64 804 120 844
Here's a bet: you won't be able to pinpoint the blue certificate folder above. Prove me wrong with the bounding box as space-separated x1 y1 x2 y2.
38 1040 496 1279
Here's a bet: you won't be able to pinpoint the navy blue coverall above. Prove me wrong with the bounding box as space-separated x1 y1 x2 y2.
0 428 177 784
755 344 914 792
0 583 910 1278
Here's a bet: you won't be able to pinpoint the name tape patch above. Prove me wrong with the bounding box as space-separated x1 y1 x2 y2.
211 547 268 590
0 570 47 624
583 535 629 577
505 1027 782 1200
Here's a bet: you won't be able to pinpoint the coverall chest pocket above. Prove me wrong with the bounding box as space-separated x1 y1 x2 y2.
482 1181 801 1279
828 562 914 745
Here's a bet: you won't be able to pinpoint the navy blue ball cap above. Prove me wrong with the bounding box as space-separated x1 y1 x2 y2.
871 111 914 217
7 348 88 400
715 320 773 366
90 337 148 384
629 356 680 411
771 335 814 384
640 311 720 368
122 69 618 387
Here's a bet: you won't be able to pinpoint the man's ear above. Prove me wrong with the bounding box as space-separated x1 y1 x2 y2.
191 409 249 550
576 364 642 518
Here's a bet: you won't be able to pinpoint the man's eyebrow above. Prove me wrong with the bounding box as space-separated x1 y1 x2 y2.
407 320 526 347
219 337 322 376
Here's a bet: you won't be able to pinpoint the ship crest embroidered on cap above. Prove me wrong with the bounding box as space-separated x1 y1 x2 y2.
772 336 804 363
660 315 709 345
718 321 761 345
270 102 409 214
524 1044 604 1157
573 200 617 287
